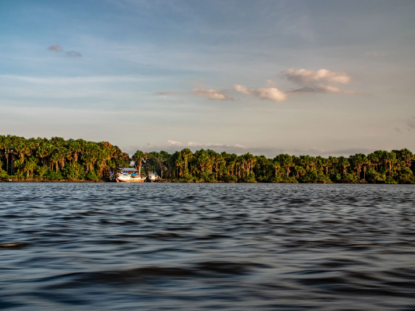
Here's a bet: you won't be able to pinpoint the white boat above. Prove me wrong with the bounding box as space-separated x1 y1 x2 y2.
114 168 146 183
148 172 158 182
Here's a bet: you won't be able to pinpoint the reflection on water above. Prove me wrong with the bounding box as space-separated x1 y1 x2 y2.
1 183 414 310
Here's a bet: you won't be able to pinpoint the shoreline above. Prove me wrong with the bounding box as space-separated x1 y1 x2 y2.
1 179 410 184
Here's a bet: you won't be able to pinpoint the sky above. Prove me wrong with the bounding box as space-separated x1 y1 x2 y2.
1 0 415 157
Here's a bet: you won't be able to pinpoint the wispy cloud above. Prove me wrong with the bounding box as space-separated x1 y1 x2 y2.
47 44 63 52
156 86 234 101
234 84 287 102
280 68 354 94
66 51 82 58
47 45 82 58
191 88 233 101
155 69 358 104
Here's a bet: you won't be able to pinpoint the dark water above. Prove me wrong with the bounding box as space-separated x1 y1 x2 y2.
1 183 415 310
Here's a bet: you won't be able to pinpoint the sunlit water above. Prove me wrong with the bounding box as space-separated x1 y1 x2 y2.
1 183 414 310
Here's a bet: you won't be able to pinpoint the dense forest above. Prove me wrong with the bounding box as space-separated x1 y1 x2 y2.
0 135 130 181
1 135 414 183
135 148 415 184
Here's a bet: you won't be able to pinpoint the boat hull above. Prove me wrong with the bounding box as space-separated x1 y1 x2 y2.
116 178 145 183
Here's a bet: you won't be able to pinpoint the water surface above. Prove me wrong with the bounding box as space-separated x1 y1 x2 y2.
1 183 414 310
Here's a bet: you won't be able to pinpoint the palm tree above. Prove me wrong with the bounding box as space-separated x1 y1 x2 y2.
13 137 30 165
147 151 163 175
175 156 185 177
158 151 170 179
23 157 38 178
309 156 317 171
214 154 226 180
255 156 269 176
51 152 61 173
243 153 256 177
197 152 210 176
36 142 53 166
0 135 5 172
58 147 69 170
338 157 350 175
368 151 383 172
275 154 294 178
294 165 305 179
383 152 397 176
68 140 82 163
329 156 338 174
317 157 330 175
299 155 312 172
225 154 237 177
350 153 366 179
180 148 193 175
132 150 145 176
362 156 370 180
399 148 414 168
271 160 281 177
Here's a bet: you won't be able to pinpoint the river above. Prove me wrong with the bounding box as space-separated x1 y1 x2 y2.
1 183 414 310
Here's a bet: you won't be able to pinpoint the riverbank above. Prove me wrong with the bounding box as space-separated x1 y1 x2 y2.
0 178 393 184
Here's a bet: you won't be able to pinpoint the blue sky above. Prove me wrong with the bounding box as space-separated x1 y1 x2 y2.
1 0 415 156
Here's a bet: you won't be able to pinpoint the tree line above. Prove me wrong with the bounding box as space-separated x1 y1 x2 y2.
1 134 414 183
0 135 130 180
134 147 415 184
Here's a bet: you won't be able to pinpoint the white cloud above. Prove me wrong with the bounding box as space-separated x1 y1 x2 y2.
191 88 234 101
234 84 287 102
282 68 350 85
280 68 354 94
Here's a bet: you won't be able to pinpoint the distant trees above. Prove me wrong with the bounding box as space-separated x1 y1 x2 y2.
0 135 130 180
1 134 414 184
130 148 415 184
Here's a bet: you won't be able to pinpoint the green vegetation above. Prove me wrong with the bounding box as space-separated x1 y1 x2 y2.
137 148 415 184
1 134 414 183
0 135 130 181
